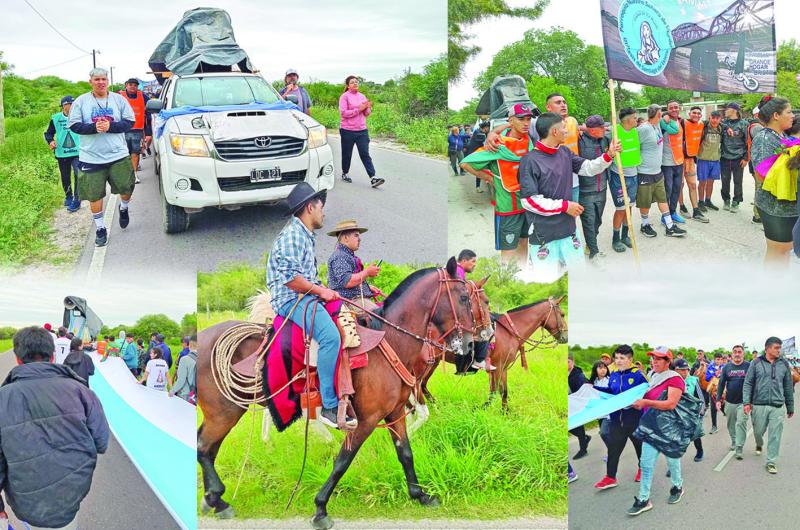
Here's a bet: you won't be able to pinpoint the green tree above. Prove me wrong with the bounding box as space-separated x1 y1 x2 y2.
777 39 800 73
475 28 610 121
638 86 693 106
129 314 181 341
180 313 197 337
448 0 548 81
396 55 447 116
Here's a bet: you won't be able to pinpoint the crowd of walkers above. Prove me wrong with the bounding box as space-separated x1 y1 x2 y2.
568 339 796 516
457 93 800 276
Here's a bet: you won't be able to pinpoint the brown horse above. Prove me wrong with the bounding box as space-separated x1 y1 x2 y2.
197 258 476 529
418 296 567 412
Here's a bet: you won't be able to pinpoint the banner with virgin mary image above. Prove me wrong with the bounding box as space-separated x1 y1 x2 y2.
599 0 776 93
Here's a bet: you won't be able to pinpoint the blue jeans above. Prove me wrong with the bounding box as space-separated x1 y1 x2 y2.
279 297 341 409
638 441 682 501
662 165 684 214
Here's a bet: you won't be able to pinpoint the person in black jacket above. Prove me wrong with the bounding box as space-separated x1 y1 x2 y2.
0 326 109 529
568 353 592 459
464 122 490 193
63 337 96 388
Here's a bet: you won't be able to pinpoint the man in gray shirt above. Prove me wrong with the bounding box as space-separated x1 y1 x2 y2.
68 67 136 247
720 102 750 212
636 104 687 238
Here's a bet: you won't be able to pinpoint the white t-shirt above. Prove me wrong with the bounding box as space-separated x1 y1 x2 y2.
54 337 72 364
145 359 169 391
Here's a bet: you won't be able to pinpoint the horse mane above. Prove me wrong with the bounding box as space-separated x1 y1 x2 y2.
246 290 275 323
508 298 550 313
368 267 437 330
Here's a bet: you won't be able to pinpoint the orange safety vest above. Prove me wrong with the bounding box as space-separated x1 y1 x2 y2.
563 116 579 155
97 340 107 357
497 134 533 195
119 89 146 130
666 119 685 164
684 119 704 158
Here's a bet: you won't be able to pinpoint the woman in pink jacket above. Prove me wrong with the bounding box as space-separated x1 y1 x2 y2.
339 76 384 188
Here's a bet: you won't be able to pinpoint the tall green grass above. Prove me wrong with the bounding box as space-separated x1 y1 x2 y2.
0 113 62 266
197 345 567 519
0 339 13 353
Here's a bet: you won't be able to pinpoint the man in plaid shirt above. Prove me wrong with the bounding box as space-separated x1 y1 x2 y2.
266 183 356 429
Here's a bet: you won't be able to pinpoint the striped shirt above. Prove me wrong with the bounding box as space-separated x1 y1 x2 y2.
267 217 320 311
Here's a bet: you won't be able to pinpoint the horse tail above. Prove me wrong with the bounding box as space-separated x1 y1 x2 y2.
519 346 528 371
247 290 275 324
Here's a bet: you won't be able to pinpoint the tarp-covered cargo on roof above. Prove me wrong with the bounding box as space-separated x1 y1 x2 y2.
475 75 534 120
63 296 103 341
148 7 254 85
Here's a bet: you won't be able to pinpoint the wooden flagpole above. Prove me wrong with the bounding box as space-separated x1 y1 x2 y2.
608 79 640 268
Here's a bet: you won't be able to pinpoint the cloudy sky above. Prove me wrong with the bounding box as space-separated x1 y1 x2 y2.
0 274 195 327
570 266 799 351
3 0 445 84
448 0 799 109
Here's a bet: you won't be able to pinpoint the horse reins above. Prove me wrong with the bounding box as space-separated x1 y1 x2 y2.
497 299 565 350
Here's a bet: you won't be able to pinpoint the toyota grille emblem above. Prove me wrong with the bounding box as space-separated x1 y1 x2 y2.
254 136 272 148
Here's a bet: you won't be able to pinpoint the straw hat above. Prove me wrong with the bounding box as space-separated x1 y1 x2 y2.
327 219 368 237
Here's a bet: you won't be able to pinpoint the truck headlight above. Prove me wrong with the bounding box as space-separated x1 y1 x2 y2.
169 134 209 157
308 126 328 149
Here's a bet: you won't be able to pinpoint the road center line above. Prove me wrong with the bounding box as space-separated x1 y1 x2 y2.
86 193 118 283
713 425 753 472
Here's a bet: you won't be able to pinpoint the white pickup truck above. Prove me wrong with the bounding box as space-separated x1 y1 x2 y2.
146 72 335 233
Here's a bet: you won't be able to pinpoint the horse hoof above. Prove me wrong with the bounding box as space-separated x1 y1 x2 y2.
201 498 212 515
311 515 334 530
216 506 235 519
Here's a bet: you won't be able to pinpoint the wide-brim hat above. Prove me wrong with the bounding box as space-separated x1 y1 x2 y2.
327 219 368 237
285 182 327 216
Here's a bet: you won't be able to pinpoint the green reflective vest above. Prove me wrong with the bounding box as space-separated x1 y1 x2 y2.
616 124 641 168
51 111 80 158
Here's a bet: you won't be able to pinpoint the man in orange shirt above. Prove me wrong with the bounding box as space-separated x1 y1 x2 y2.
119 78 150 184
680 106 706 220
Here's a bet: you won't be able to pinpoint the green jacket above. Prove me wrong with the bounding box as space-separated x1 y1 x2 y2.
743 355 794 414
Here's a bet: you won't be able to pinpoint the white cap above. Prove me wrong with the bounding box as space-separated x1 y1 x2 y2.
285 68 298 76
753 106 759 115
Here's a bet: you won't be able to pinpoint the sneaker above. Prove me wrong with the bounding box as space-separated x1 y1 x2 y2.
341 173 352 183
320 407 358 429
67 198 80 213
730 201 740 213
671 213 686 224
668 486 684 504
694 452 704 462
573 448 588 460
95 227 108 247
135 173 142 184
594 476 618 490
698 202 708 213
588 251 606 260
752 216 762 224
612 239 626 253
710 425 718 434
471 361 486 370
627 497 652 516
635 468 641 482
666 225 687 237
370 177 385 188
476 188 484 193
692 211 709 223
568 470 578 484
63 194 73 206
735 450 743 460
705 199 719 211
723 200 731 211
756 446 762 455
679 204 688 214
767 463 777 474
119 206 130 229
641 224 657 238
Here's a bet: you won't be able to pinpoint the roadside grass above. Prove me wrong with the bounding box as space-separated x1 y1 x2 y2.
0 339 13 353
198 310 250 330
0 113 63 267
196 335 567 520
313 104 447 156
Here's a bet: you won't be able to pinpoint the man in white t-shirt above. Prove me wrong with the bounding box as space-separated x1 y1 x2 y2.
139 345 170 392
53 327 72 364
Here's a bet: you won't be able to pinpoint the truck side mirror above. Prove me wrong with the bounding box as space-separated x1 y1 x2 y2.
146 99 164 113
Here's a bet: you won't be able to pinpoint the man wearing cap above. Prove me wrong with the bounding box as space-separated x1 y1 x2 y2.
608 108 641 253
716 345 750 458
68 67 136 247
661 100 690 224
518 112 621 280
743 337 794 474
280 69 312 115
267 183 355 429
326 220 381 311
577 115 610 260
460 103 538 265
720 102 750 212
119 78 150 183
599 353 617 373
44 96 82 212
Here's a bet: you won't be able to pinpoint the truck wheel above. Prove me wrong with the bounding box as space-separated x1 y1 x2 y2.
162 193 190 233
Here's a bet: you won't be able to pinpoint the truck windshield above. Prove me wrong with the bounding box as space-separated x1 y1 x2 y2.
172 76 281 107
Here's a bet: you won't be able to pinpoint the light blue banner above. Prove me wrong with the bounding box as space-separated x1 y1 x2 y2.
155 101 300 138
568 383 649 430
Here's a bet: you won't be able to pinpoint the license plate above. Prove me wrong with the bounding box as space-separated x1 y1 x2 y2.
250 168 282 183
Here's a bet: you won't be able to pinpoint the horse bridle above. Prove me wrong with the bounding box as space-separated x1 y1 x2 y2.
498 298 567 348
428 269 476 356
465 280 493 341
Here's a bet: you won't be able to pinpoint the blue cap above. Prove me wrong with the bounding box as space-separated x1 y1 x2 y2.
60 96 74 106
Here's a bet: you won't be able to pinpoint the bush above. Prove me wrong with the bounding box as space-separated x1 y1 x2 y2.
0 326 18 340
197 262 265 312
180 313 198 337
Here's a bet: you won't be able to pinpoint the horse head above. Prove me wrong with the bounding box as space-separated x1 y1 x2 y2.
543 295 568 344
467 275 493 342
429 257 475 356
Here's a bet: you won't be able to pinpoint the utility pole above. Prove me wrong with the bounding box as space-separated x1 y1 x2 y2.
92 49 96 68
110 66 114 85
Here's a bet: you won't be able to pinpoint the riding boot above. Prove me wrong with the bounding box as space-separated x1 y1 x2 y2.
454 353 471 374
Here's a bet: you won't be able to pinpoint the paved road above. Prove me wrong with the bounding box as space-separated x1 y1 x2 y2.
447 163 768 269
0 350 179 530
568 395 800 529
74 136 448 279
198 516 566 529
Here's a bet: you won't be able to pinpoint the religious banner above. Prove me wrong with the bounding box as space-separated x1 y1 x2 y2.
599 0 776 93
